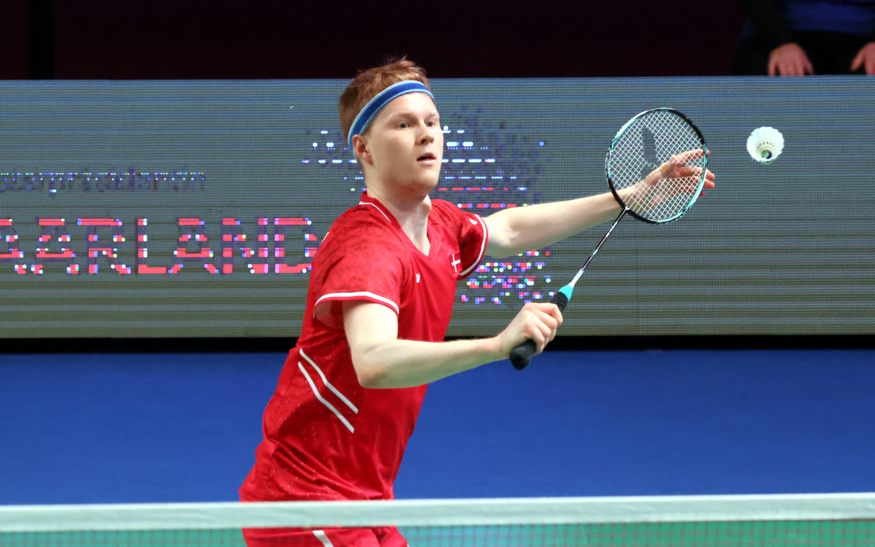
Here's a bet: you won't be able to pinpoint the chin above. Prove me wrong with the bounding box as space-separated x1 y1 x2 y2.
422 175 441 193
407 170 440 193
409 180 438 199
385 169 441 198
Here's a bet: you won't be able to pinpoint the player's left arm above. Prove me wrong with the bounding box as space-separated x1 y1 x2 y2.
485 156 716 258
484 193 621 259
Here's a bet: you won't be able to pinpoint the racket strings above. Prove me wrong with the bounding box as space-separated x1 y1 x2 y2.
608 110 706 223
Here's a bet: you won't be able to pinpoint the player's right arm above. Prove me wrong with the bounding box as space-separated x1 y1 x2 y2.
343 301 562 388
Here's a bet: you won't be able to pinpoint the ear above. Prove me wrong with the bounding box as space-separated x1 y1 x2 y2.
352 135 371 165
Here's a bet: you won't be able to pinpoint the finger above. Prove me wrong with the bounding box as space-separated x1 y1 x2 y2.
529 307 563 348
704 168 716 182
536 321 554 349
768 56 778 76
522 316 553 353
542 312 561 344
794 53 811 75
673 167 700 180
543 302 563 327
851 51 863 72
790 57 807 76
666 165 707 180
776 59 789 76
520 303 561 335
795 60 807 76
703 170 716 187
681 165 713 179
529 305 561 332
671 149 705 164
673 179 712 198
526 327 547 354
868 57 875 75
526 301 562 319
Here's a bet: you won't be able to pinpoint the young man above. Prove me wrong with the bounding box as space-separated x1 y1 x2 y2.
240 59 715 546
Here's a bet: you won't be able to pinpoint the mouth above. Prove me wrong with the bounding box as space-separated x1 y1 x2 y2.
417 152 437 162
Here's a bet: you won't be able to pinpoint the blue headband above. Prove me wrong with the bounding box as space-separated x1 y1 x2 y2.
347 80 435 150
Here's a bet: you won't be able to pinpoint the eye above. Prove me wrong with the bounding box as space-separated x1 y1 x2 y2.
398 121 409 129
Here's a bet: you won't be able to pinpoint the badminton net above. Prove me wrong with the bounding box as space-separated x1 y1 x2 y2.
1 493 874 546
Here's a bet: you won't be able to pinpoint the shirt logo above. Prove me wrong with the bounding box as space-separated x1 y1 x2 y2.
415 273 421 284
450 253 461 274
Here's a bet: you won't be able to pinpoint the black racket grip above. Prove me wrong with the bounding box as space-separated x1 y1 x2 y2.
510 291 569 370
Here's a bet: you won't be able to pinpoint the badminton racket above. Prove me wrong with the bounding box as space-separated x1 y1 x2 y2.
510 107 709 370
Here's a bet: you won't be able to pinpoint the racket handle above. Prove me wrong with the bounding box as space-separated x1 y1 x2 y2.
510 290 570 371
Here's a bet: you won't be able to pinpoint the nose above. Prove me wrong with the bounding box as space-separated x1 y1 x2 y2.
417 124 435 145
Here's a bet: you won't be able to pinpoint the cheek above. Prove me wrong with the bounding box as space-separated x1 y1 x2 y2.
372 139 401 164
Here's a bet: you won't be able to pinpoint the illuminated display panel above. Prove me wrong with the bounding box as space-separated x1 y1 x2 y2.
1 78 873 338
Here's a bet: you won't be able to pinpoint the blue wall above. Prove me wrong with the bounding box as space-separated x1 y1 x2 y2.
1 349 873 504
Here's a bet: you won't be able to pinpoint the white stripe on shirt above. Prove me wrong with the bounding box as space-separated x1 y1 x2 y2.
313 530 333 546
316 291 400 315
300 349 359 414
358 201 391 223
297 362 355 434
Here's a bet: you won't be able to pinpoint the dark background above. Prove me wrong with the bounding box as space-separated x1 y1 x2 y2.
5 1 746 80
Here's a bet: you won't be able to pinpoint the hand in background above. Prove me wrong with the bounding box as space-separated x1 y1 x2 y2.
768 43 814 76
851 42 875 75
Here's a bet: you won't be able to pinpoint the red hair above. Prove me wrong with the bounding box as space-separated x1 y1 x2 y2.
339 58 431 143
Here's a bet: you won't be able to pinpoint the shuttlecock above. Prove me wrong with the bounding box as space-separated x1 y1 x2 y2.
746 126 784 164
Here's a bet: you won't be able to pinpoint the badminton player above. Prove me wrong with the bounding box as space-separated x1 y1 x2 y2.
239 58 715 546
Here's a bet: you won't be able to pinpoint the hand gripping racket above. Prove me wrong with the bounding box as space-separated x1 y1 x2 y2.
510 108 708 370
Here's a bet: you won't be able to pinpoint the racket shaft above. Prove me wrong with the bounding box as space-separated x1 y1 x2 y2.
511 208 625 371
582 208 626 274
509 291 569 370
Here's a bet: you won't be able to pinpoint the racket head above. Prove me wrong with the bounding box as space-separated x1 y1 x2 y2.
605 108 708 224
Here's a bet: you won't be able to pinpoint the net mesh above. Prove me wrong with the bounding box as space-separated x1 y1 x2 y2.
4 522 875 547
2 494 874 547
607 109 707 224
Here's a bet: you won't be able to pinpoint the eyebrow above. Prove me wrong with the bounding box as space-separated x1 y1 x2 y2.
385 110 440 121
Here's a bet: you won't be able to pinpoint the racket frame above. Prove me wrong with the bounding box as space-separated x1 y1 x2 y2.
606 107 708 225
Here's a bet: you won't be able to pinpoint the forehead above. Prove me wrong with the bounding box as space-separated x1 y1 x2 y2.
376 92 439 120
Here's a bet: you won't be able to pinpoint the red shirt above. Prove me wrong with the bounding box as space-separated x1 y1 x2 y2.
240 192 488 501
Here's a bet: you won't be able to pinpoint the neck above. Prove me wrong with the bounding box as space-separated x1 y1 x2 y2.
368 186 431 254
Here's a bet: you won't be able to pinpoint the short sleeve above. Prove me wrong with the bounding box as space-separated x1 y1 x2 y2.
311 219 406 328
437 201 488 279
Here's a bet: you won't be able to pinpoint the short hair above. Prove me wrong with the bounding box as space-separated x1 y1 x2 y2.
339 58 431 144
